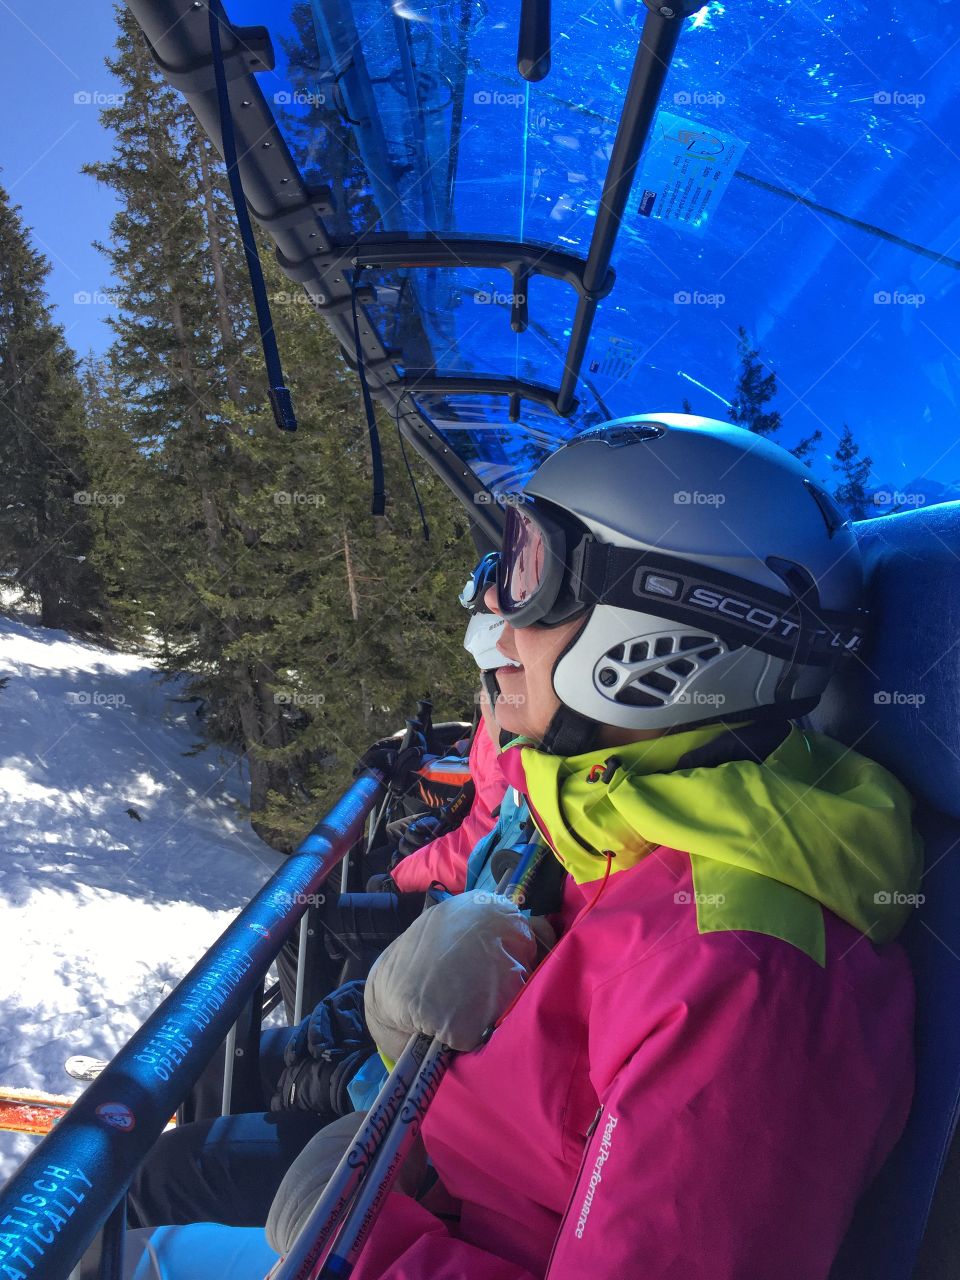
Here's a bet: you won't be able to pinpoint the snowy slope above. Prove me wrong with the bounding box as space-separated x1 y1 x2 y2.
0 616 282 1178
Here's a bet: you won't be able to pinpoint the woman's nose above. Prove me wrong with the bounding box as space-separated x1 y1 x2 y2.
483 584 501 616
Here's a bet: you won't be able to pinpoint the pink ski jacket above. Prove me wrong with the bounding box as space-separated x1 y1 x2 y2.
391 726 506 895
351 720 922 1279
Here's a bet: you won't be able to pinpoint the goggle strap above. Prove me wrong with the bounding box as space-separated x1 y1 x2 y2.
574 542 865 661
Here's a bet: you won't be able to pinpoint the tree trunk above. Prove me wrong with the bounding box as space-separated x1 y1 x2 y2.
197 137 244 408
342 527 360 621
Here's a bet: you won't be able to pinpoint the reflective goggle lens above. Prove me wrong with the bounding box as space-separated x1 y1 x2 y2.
501 506 547 613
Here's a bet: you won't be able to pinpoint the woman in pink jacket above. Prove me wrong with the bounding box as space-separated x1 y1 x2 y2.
126 417 921 1279
390 705 505 895
322 415 921 1279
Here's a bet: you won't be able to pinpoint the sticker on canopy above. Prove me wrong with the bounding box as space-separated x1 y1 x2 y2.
628 112 747 234
588 334 642 385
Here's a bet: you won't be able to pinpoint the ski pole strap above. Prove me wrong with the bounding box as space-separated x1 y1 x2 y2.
351 269 387 516
207 1 297 432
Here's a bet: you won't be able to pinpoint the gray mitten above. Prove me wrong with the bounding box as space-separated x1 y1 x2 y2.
265 1111 367 1256
364 890 555 1062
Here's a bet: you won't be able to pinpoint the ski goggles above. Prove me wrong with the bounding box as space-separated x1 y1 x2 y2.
496 499 591 628
495 497 869 657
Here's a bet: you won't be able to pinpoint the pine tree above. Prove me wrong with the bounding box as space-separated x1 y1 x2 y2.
831 423 874 520
84 6 475 845
728 326 781 438
0 184 101 628
727 325 821 464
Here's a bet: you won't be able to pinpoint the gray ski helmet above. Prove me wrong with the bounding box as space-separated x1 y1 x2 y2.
520 413 866 732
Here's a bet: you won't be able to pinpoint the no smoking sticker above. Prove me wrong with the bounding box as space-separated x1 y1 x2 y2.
96 1101 136 1132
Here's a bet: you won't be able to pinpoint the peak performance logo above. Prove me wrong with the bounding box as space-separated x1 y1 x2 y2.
575 1114 619 1239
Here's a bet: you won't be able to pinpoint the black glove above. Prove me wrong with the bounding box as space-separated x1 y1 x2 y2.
365 871 400 893
353 725 426 788
272 980 375 1116
394 812 445 863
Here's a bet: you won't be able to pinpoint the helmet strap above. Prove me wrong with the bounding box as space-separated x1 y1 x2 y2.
539 610 600 756
540 704 599 756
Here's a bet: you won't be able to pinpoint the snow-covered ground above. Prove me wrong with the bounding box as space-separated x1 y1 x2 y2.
0 615 282 1177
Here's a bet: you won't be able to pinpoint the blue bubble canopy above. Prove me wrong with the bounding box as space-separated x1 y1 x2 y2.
129 0 960 533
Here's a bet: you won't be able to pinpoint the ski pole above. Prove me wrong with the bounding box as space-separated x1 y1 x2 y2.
363 717 425 857
315 1037 452 1278
316 841 548 1278
268 1031 436 1280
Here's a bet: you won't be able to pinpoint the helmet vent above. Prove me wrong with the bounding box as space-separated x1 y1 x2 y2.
617 686 665 708
595 629 727 711
680 634 715 651
639 671 676 695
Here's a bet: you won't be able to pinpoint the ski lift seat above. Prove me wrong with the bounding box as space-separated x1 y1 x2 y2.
801 501 960 1280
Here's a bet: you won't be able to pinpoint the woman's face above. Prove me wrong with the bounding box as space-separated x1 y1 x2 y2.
483 585 586 741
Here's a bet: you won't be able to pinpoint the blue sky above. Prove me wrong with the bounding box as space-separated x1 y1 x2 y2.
0 0 124 357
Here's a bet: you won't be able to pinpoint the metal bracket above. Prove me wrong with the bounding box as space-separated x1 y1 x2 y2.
150 22 276 95
642 0 711 16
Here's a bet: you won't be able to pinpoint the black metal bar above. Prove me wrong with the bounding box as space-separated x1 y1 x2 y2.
0 772 384 1280
77 1194 125 1280
518 0 551 82
262 979 284 1018
347 233 614 302
556 2 693 415
225 982 266 1115
401 372 573 415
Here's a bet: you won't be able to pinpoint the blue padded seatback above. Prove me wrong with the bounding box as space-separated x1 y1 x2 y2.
807 502 960 1280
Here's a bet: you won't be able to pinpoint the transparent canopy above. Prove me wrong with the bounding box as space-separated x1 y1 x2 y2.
226 0 960 506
